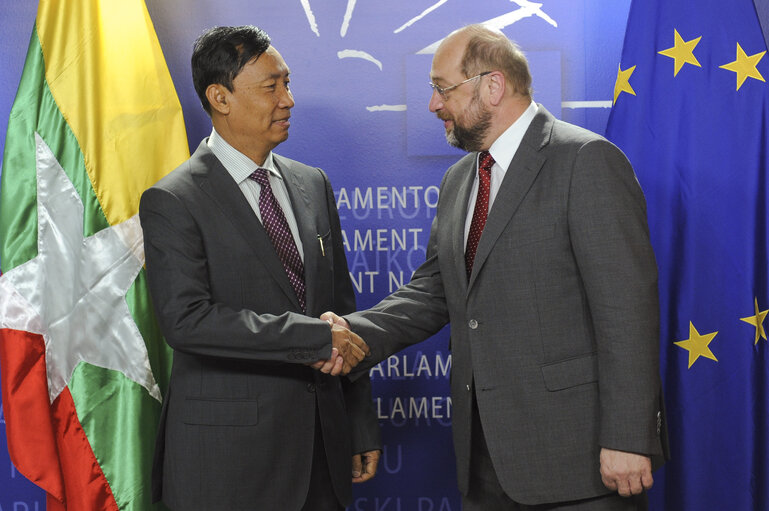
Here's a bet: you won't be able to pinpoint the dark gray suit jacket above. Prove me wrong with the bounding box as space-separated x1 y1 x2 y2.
347 106 668 505
140 140 380 510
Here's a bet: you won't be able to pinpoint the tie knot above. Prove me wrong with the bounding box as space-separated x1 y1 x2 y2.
479 151 495 174
249 167 270 186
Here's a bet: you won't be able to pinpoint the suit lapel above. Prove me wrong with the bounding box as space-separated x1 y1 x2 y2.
275 155 319 315
450 157 477 295
468 107 553 289
191 142 302 311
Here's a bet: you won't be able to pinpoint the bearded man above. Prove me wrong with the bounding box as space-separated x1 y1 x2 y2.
320 24 669 511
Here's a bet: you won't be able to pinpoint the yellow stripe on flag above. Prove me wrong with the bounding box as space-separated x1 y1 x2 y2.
36 0 189 225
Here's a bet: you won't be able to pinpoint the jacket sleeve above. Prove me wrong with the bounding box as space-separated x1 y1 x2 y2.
567 139 664 458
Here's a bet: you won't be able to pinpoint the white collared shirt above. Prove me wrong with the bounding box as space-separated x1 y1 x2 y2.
207 128 304 262
464 101 538 246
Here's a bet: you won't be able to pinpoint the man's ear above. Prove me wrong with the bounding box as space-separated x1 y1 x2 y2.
206 84 230 114
486 71 506 106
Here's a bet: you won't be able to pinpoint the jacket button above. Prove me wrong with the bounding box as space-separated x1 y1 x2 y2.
466 384 471 391
307 383 316 393
469 319 478 329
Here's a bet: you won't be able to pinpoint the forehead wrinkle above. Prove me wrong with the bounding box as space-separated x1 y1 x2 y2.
248 60 290 84
431 57 463 85
430 73 445 83
267 70 290 79
430 69 453 86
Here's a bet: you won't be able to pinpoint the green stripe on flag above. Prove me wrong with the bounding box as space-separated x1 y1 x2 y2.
0 28 110 272
128 271 172 398
2 23 175 510
69 364 166 511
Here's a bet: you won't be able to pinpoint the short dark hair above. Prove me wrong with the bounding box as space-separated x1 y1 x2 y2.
191 25 271 115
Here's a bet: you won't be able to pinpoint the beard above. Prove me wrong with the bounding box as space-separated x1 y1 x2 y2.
441 88 492 152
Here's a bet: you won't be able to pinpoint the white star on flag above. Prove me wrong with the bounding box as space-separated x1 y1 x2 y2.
0 133 161 403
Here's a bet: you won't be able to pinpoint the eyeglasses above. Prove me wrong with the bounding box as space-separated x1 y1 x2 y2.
429 71 491 99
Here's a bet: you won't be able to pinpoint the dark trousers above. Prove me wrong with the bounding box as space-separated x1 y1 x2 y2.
462 399 647 511
300 411 344 511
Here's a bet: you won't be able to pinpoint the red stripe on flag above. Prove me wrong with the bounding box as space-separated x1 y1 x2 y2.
51 387 118 510
47 493 66 511
0 329 118 509
0 328 64 500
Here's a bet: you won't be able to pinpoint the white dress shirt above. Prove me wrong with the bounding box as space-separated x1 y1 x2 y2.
207 128 305 261
464 101 538 246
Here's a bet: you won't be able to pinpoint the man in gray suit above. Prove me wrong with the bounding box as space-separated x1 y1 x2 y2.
320 24 668 510
139 26 380 510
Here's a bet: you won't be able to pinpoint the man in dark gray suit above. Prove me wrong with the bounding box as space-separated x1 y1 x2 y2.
139 26 380 510
320 24 668 510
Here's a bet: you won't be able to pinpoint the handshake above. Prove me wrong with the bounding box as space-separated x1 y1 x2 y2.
310 312 369 376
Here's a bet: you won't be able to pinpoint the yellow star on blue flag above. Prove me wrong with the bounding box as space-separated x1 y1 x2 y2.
674 322 719 369
613 64 636 104
605 0 769 508
719 43 766 90
740 297 768 344
658 29 702 76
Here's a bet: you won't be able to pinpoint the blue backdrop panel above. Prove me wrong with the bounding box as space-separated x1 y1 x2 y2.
0 1 630 509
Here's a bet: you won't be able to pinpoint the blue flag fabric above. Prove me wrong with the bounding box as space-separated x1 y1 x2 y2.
605 1 769 509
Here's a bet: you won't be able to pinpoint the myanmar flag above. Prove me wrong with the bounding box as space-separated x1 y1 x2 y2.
606 0 769 509
0 1 188 509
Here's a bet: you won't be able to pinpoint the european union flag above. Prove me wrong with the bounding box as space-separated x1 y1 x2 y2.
606 1 769 509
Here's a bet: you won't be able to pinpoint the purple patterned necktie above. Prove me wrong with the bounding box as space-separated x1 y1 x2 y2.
465 151 495 279
249 168 306 311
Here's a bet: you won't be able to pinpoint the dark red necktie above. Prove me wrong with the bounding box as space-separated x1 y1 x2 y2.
249 168 306 311
465 151 495 278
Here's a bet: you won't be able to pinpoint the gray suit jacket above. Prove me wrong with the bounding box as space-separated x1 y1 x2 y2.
347 106 668 504
140 140 380 510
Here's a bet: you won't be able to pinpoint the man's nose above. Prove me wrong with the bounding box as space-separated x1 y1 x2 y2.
428 89 443 112
280 87 295 109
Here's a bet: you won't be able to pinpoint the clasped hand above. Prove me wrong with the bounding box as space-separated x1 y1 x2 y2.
309 312 368 375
